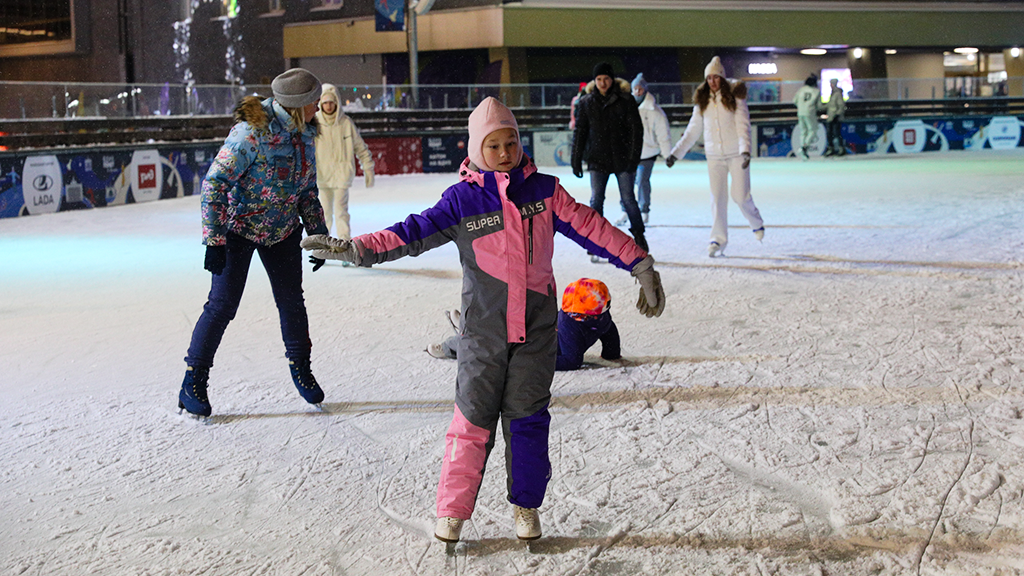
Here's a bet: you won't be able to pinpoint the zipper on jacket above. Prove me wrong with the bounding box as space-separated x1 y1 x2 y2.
528 217 534 265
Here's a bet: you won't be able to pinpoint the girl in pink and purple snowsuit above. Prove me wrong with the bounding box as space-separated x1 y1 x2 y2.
302 97 665 543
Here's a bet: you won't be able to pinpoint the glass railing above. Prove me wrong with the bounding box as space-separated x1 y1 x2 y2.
2 78 1022 120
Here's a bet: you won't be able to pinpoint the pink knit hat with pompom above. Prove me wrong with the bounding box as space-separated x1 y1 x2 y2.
467 97 520 172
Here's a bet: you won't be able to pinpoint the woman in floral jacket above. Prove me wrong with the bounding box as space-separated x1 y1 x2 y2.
178 68 330 418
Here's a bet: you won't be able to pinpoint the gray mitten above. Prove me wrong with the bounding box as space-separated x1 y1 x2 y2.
631 255 666 318
301 234 350 252
301 234 362 265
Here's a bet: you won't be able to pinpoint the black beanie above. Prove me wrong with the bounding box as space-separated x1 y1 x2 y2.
593 62 614 79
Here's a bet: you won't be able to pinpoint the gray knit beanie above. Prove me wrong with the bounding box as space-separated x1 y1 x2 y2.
271 68 322 109
631 73 648 92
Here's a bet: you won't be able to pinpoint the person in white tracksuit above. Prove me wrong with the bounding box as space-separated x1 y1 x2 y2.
614 73 672 226
793 74 822 160
314 83 375 240
665 56 764 258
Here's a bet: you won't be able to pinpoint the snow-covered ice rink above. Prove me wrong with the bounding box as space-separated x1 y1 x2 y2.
2 151 1024 575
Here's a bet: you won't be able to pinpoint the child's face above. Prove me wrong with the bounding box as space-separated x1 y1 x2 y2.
481 128 520 172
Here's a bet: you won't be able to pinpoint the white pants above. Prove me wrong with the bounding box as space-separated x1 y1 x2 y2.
707 156 762 248
319 186 351 240
798 115 819 149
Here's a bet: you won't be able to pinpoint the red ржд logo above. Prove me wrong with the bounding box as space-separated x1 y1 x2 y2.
138 164 157 188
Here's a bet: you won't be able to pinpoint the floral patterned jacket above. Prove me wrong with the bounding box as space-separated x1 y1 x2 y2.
201 96 328 246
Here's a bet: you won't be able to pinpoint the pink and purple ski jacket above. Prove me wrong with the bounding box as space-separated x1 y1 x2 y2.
352 155 647 518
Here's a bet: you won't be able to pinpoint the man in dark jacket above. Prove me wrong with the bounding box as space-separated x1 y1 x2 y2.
572 62 648 254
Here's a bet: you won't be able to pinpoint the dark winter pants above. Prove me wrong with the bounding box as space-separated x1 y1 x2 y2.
590 170 644 234
627 157 656 215
185 229 311 369
827 119 845 153
436 294 558 519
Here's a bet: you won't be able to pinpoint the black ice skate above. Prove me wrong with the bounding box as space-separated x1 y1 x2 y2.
288 359 325 405
178 366 212 417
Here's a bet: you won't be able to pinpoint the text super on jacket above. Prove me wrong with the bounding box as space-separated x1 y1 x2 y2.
201 96 327 247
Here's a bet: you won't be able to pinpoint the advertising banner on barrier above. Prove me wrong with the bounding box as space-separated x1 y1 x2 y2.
360 137 422 176
755 115 1024 158
0 144 218 219
419 132 532 173
422 134 468 173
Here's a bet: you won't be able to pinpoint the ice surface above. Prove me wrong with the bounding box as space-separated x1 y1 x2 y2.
2 151 1024 574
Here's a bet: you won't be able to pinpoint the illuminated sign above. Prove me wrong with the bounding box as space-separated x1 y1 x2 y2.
747 63 778 75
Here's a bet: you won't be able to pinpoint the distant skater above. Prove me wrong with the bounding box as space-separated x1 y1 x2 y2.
793 74 822 160
614 73 672 226
824 79 847 157
665 56 764 257
572 62 648 255
314 83 375 240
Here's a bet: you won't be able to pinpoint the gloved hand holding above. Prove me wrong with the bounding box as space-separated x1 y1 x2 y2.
301 234 362 265
572 164 583 179
365 171 375 188
631 255 665 318
665 155 676 168
309 255 325 272
204 245 227 275
741 152 751 169
301 234 350 253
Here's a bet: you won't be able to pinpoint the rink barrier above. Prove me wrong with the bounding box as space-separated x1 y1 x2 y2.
1 112 1022 219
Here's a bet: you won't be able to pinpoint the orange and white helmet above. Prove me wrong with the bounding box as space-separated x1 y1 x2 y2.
561 278 611 316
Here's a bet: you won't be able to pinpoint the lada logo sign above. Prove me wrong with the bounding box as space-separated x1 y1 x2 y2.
33 174 54 191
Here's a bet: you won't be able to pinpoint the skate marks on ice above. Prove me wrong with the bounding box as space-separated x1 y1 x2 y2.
658 256 1023 279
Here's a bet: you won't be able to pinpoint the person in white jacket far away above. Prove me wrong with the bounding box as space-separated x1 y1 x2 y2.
614 73 673 227
665 56 764 258
314 83 375 242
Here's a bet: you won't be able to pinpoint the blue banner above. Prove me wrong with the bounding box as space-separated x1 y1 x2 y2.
0 143 218 219
755 115 1024 158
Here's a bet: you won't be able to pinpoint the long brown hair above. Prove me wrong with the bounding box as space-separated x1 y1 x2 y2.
694 79 747 113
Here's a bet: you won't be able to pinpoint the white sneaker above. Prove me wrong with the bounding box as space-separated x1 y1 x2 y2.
426 343 448 359
435 517 464 542
445 309 461 334
513 506 541 540
590 254 606 264
613 214 628 226
753 227 764 242
708 242 723 258
642 212 649 224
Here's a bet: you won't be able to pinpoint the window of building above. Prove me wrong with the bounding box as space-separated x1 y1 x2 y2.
0 0 73 47
312 0 342 11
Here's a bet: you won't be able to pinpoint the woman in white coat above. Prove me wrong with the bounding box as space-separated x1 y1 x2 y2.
666 57 764 257
314 83 375 240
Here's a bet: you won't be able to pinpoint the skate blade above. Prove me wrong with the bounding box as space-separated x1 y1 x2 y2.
178 401 211 422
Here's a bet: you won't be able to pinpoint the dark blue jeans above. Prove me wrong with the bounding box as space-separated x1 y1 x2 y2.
185 229 311 369
631 157 656 214
590 170 643 233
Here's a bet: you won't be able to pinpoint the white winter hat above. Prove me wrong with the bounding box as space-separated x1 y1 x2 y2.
704 56 726 80
272 68 322 109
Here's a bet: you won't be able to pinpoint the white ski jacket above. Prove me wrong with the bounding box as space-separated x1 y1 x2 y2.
793 85 821 118
637 92 672 160
314 86 374 189
670 84 751 160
